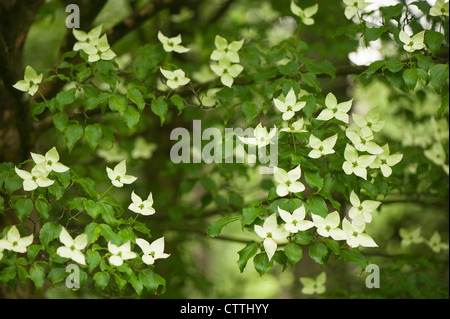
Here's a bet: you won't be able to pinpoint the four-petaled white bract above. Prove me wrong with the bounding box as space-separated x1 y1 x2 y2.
13 65 43 96
158 31 190 53
106 160 137 187
160 68 191 89
348 190 381 223
0 226 33 254
278 206 314 234
346 128 383 155
279 118 307 134
342 143 376 180
343 0 369 20
136 237 170 265
273 88 306 121
290 2 319 25
254 214 288 261
73 24 103 51
273 165 305 197
399 227 423 247
369 144 403 177
238 123 277 148
108 241 137 266
352 108 385 133
31 147 69 173
300 272 326 295
211 35 244 64
73 25 116 63
128 191 156 216
15 163 54 191
430 0 449 16
308 133 338 158
342 216 378 248
426 231 449 253
311 211 346 240
210 59 243 88
399 30 425 53
56 227 88 265
316 93 352 124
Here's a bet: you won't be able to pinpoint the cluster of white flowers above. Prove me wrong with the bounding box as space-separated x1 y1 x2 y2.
73 25 116 62
400 227 449 254
15 147 69 191
210 35 244 88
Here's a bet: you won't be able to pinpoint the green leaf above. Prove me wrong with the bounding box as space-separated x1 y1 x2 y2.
53 112 69 133
364 27 386 45
35 196 50 220
380 3 404 21
151 96 168 126
430 64 449 93
325 239 341 255
237 242 259 273
123 105 140 129
56 88 76 110
0 196 4 215
84 199 102 219
341 249 369 271
304 170 323 191
415 54 433 71
99 224 121 245
113 273 127 291
306 195 328 218
242 207 266 226
253 252 273 276
48 267 67 284
284 243 303 266
384 59 404 73
127 87 146 112
359 180 378 199
278 60 300 76
39 222 62 247
139 269 166 294
0 266 17 284
85 124 103 152
27 244 41 261
93 271 110 291
301 72 321 92
425 30 445 54
170 94 185 114
64 124 84 153
309 243 328 265
402 68 419 90
13 198 33 222
207 216 240 238
29 265 46 291
129 274 144 296
294 231 314 245
241 102 259 126
109 94 128 115
86 250 101 273
362 60 386 76
304 59 336 78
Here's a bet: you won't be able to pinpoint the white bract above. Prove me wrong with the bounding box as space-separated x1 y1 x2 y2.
316 93 352 124
238 123 277 148
108 241 137 266
346 128 383 155
341 216 378 248
342 144 376 180
0 226 33 254
343 0 369 20
128 191 156 216
369 144 403 177
210 35 244 64
30 147 69 173
399 30 425 53
399 227 424 247
160 68 191 89
56 227 88 265
273 88 306 121
84 34 116 62
348 190 381 223
352 108 385 133
210 60 243 88
308 134 338 158
426 231 449 253
278 205 314 234
73 24 102 52
13 65 43 96
15 163 54 192
273 165 305 197
300 272 326 295
311 211 346 240
106 160 137 187
254 214 288 261
136 237 170 265
279 118 307 134
157 31 190 53
290 2 319 25
430 0 449 16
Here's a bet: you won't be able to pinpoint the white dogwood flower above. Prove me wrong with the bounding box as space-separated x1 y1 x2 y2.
399 30 425 53
0 226 33 254
106 160 137 187
30 147 69 173
300 272 326 295
254 214 289 261
369 144 403 177
128 191 156 216
308 134 338 158
56 227 88 265
160 68 191 89
136 237 170 265
343 0 369 20
399 227 424 247
290 2 319 25
346 128 383 155
15 163 54 191
73 24 103 52
13 65 43 96
158 31 190 53
108 241 137 266
273 165 305 197
238 123 277 148
341 216 378 248
311 211 346 240
342 144 376 180
273 88 306 121
316 92 352 124
210 59 243 88
348 190 381 223
430 0 449 16
278 205 314 234
352 107 385 133
426 231 449 253
210 35 244 63
279 118 308 134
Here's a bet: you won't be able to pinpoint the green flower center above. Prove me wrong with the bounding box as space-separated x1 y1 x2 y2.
267 232 272 238
139 204 144 209
71 245 76 251
13 241 18 246
319 146 324 151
